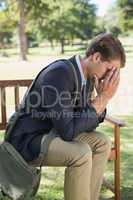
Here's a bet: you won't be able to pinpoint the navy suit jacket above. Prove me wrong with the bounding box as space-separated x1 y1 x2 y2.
5 55 106 161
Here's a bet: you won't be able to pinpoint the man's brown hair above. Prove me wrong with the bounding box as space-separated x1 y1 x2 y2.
86 33 126 68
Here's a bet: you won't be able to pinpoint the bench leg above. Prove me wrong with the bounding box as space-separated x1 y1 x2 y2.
114 125 121 200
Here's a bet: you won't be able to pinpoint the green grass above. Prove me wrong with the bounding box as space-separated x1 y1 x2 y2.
0 116 133 200
0 43 86 61
97 116 133 199
0 37 132 62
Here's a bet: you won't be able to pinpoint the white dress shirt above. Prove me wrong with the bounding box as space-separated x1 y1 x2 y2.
75 54 86 88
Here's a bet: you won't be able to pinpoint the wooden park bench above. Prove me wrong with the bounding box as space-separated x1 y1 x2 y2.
0 79 126 200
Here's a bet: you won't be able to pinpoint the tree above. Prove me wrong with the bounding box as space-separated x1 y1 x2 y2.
1 0 50 60
38 0 97 54
0 0 28 60
0 1 17 48
69 0 97 40
0 0 97 56
117 0 133 34
95 4 121 37
18 0 27 60
45 0 73 54
18 0 50 60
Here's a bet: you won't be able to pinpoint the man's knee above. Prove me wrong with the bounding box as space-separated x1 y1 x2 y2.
95 131 112 153
67 142 92 167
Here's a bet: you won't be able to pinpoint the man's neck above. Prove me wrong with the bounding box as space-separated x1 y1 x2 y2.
79 55 90 80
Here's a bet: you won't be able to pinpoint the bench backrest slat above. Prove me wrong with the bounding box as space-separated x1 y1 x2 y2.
0 79 33 131
1 87 7 127
14 86 20 112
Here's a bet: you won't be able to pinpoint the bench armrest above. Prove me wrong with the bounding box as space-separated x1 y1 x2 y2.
105 114 126 127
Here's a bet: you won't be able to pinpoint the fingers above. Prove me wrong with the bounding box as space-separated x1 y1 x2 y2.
110 69 120 94
110 68 120 85
103 68 116 86
105 68 120 86
114 72 120 89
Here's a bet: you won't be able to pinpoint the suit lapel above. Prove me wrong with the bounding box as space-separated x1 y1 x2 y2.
68 55 82 93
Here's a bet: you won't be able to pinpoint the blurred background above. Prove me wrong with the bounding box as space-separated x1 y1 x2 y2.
0 0 132 115
0 0 132 199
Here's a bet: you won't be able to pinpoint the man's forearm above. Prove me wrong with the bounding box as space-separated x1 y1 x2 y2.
91 94 109 115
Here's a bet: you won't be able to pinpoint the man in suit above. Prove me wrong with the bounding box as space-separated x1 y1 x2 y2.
5 33 126 200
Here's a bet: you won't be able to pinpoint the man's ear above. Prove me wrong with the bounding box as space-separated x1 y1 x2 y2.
92 52 102 64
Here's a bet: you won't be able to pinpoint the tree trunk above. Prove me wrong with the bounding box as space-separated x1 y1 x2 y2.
0 33 5 49
60 38 65 54
18 0 28 61
50 40 54 50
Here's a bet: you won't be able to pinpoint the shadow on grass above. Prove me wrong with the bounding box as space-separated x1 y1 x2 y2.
121 186 133 200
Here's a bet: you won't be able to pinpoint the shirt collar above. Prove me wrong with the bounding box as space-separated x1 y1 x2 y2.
75 54 86 86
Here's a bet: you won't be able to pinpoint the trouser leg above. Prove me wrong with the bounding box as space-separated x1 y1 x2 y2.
42 136 93 200
28 130 111 200
73 131 112 200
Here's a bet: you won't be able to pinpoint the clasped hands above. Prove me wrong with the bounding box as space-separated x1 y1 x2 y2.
91 67 120 115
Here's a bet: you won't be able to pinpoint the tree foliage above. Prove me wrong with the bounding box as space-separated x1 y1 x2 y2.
0 0 97 55
36 0 97 53
117 0 133 33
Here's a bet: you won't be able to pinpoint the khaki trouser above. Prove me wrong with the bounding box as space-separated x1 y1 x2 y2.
29 130 112 200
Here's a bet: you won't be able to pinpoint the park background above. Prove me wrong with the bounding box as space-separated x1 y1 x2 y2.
0 0 132 199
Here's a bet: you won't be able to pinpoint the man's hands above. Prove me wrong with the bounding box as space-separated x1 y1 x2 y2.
94 67 120 100
91 67 120 115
